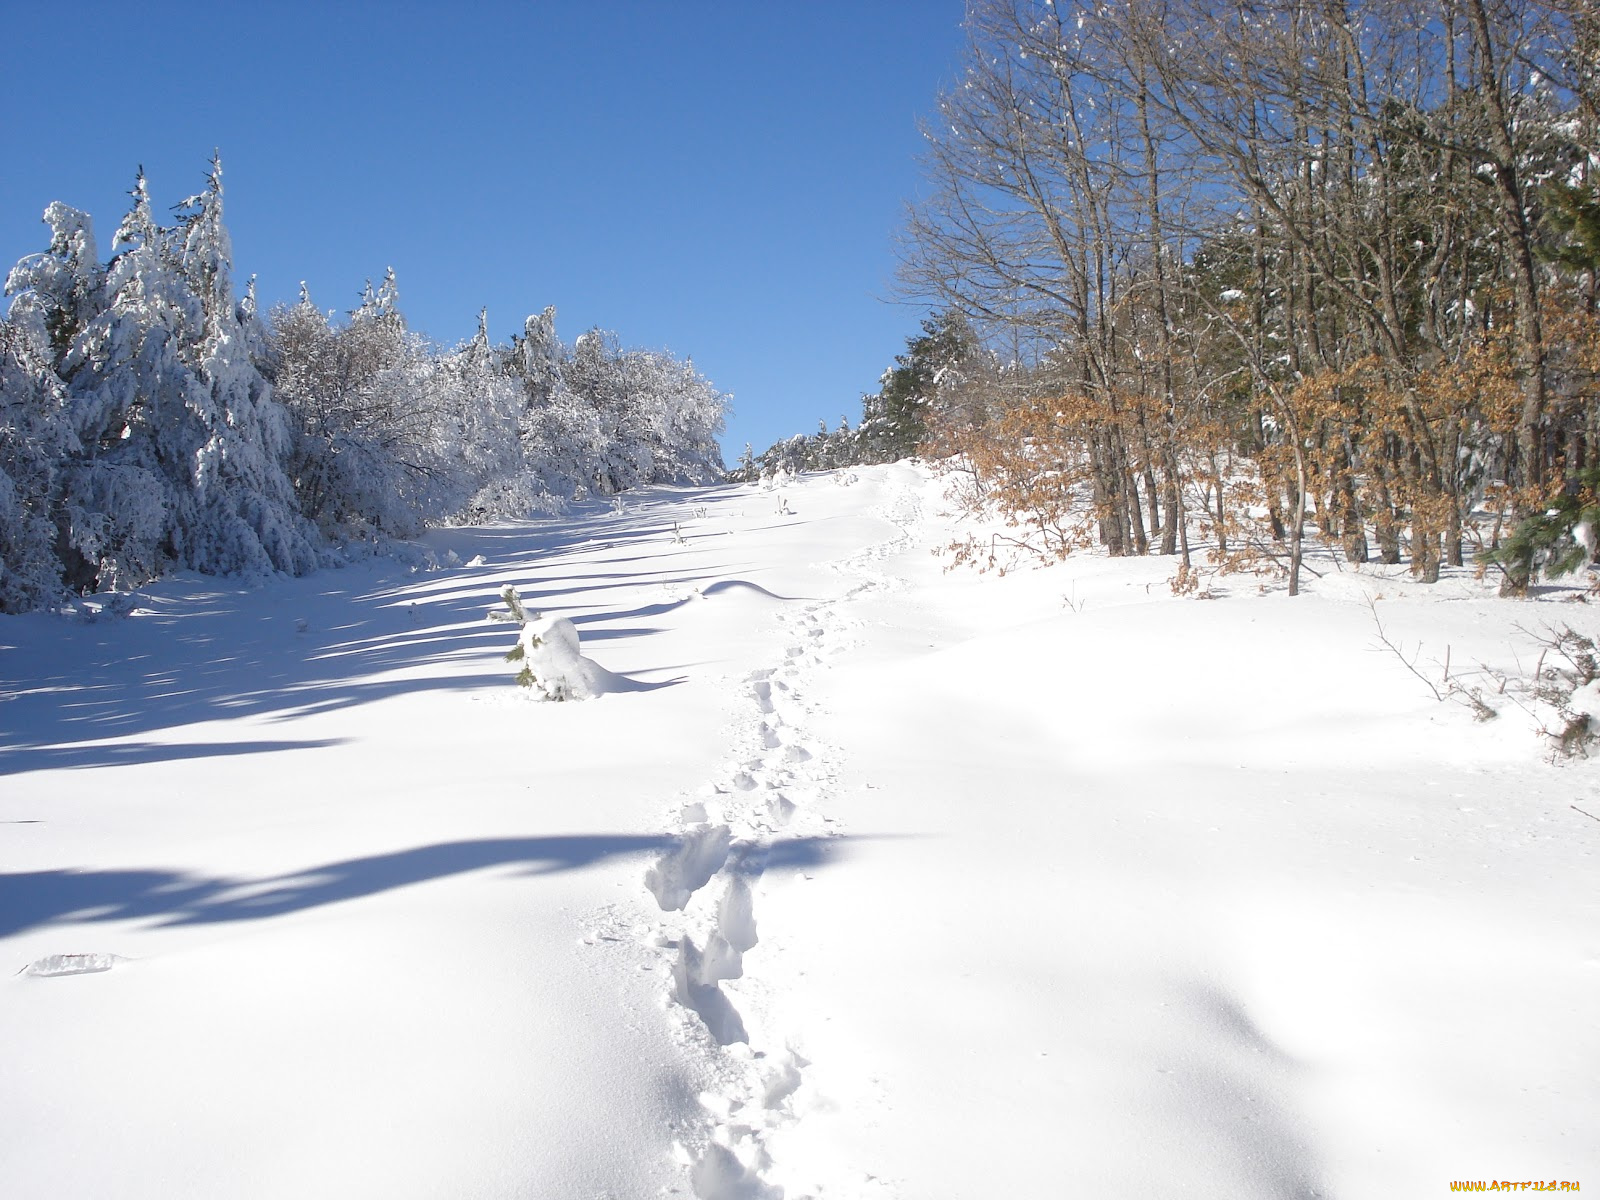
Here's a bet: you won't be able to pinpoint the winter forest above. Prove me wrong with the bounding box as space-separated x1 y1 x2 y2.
0 156 726 613
11 0 1600 612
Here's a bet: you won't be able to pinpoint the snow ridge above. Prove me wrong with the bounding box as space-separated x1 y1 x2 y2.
644 473 925 1199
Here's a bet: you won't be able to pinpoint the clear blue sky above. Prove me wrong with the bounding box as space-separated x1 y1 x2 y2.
0 2 968 459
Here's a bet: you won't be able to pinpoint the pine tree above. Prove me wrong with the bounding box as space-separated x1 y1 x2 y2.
860 312 978 463
1483 468 1600 589
164 154 318 578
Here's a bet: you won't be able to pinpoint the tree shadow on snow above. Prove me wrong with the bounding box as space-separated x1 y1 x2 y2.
0 833 851 938
0 738 349 777
0 495 792 771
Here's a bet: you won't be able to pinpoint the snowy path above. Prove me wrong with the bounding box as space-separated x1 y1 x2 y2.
634 471 926 1199
2 464 1597 1198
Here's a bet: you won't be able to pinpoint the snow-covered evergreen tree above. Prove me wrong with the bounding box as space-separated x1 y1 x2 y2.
161 155 319 578
0 315 76 610
2 202 104 601
441 308 523 521
7 161 319 591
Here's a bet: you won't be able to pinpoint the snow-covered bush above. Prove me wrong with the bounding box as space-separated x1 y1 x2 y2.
492 584 616 701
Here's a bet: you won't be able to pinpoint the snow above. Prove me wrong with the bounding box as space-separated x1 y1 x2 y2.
1 463 1596 1198
1570 679 1600 724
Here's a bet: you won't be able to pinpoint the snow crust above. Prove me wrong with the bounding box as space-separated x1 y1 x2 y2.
1 465 1596 1198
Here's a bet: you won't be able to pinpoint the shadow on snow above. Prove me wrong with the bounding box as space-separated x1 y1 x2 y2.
0 483 788 773
0 832 852 938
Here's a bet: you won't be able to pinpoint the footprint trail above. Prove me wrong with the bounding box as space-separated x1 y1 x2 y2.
635 477 924 1199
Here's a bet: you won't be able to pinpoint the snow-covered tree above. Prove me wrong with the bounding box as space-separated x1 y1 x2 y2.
158 156 319 578
440 308 523 521
2 202 104 600
626 350 727 485
270 271 450 538
0 314 76 610
506 307 588 502
44 160 321 592
503 311 725 502
4 161 320 592
0 155 732 609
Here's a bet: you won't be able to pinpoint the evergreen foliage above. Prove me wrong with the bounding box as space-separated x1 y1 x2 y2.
1482 468 1600 586
865 312 978 461
728 311 982 481
1542 183 1600 277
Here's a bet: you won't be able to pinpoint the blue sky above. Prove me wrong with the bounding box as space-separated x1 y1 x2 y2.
0 2 968 459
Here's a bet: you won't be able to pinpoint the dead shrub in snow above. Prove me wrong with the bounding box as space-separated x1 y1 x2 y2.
928 394 1100 572
1524 624 1600 757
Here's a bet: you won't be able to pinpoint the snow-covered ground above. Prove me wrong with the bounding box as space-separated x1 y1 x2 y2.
2 463 1596 1198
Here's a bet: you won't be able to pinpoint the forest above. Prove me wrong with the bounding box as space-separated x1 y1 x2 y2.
0 158 727 613
761 0 1599 598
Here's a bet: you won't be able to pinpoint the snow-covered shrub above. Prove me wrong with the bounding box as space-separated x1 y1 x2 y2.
492 584 614 701
510 614 610 701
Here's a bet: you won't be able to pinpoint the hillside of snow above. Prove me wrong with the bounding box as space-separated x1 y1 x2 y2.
1 463 1596 1198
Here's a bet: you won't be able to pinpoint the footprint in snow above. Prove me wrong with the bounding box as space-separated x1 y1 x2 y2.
645 824 733 912
695 875 758 987
673 937 749 1047
690 1143 781 1200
